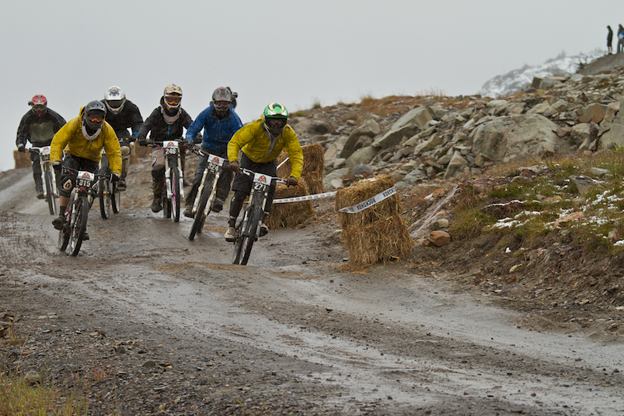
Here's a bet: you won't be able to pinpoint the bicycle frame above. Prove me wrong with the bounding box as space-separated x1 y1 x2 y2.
163 140 184 202
30 146 58 194
191 150 227 215
58 168 98 256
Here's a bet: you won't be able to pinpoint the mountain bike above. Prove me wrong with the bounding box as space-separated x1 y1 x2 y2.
57 167 99 257
97 148 121 220
232 168 286 265
29 146 58 215
152 140 185 222
187 147 229 241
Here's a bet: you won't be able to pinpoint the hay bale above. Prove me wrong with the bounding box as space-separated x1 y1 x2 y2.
14 150 30 169
132 142 151 160
266 177 316 229
335 174 411 266
341 215 412 267
335 175 400 229
277 143 325 194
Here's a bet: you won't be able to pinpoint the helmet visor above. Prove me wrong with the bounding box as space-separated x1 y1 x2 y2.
107 100 123 109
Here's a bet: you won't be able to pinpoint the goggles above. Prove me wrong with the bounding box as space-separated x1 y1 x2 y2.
165 94 182 106
32 105 47 113
266 118 286 130
214 100 230 109
87 113 104 123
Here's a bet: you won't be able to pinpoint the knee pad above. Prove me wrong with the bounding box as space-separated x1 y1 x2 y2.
121 146 131 156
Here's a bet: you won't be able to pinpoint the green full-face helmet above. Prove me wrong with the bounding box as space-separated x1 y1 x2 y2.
262 102 288 137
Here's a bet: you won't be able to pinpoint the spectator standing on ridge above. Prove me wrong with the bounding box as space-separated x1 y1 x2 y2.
617 24 624 53
607 25 614 55
16 95 66 199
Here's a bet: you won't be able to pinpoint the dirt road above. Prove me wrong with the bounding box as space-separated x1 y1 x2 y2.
1 167 623 415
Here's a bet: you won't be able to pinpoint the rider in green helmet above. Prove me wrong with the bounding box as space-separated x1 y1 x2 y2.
223 102 303 241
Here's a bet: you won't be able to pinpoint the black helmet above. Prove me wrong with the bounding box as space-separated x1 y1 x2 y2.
82 100 107 138
212 87 232 116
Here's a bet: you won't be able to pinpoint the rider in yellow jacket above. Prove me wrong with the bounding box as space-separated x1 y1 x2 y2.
51 101 122 236
224 102 303 241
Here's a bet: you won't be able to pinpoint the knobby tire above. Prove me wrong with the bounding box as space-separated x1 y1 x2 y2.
44 169 56 215
111 181 121 214
69 196 89 256
241 205 262 265
189 177 214 241
99 177 111 219
172 166 181 222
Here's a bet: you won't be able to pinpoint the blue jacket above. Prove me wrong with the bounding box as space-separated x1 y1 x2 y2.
186 103 243 153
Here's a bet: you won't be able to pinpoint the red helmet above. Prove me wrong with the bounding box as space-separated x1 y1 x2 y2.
30 94 47 106
29 94 48 117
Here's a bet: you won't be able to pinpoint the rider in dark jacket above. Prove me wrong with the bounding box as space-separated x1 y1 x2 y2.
101 86 143 190
184 86 243 217
137 84 193 213
16 95 66 199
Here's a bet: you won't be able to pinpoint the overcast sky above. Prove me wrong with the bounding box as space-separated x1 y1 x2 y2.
1 0 621 171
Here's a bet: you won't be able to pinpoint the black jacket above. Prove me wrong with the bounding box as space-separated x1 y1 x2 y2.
138 98 192 143
100 99 143 140
16 108 66 148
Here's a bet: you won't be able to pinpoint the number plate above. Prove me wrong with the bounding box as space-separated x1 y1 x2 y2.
209 155 226 167
40 147 51 156
164 141 178 149
253 173 270 185
77 171 95 181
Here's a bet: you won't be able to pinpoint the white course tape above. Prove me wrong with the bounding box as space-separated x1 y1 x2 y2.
273 186 397 215
273 190 338 204
338 186 396 214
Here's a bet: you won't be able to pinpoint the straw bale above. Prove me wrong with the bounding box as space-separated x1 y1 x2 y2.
266 177 316 229
276 143 325 178
335 175 400 229
14 150 30 169
302 170 324 195
341 214 412 267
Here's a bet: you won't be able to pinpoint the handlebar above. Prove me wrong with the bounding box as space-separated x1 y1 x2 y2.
238 168 287 185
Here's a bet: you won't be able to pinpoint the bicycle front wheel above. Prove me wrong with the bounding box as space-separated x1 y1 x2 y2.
44 169 57 215
99 178 111 219
171 166 181 222
189 176 214 241
111 181 121 214
69 196 89 256
240 206 262 265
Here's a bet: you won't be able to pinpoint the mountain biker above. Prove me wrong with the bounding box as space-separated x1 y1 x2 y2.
50 101 122 239
137 84 193 213
184 86 243 218
223 102 303 242
15 95 66 199
101 86 144 191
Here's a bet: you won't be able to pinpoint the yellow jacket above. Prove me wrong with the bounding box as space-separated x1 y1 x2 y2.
227 118 303 179
50 106 122 175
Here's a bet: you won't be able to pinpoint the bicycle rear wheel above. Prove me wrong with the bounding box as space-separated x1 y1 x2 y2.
189 177 214 241
171 166 181 222
69 196 89 256
99 178 111 219
44 169 57 215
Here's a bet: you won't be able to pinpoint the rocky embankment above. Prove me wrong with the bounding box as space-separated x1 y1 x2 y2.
286 55 624 193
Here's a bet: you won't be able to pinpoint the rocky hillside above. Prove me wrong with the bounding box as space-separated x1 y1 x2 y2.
288 54 624 193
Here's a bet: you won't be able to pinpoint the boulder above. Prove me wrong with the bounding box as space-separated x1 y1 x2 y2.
577 103 608 124
470 114 559 162
372 106 433 149
444 151 468 179
346 146 378 169
599 97 624 149
340 119 380 159
427 231 451 247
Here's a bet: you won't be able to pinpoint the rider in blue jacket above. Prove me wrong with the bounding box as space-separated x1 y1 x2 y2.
184 87 243 217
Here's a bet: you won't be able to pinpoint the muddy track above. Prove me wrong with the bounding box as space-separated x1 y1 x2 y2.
1 168 623 415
